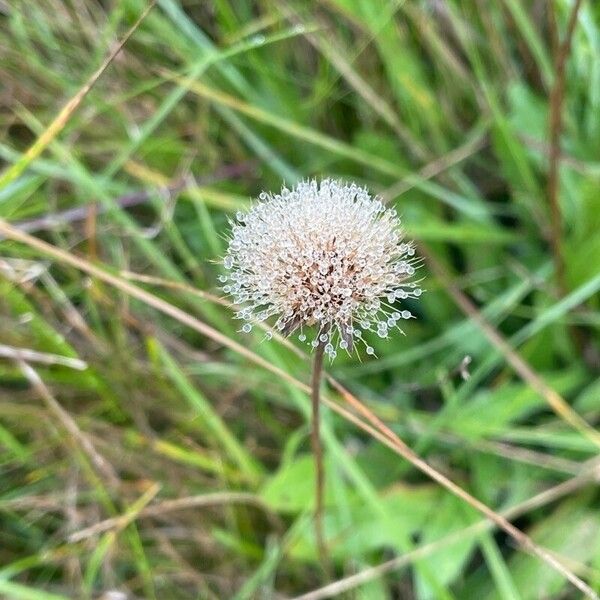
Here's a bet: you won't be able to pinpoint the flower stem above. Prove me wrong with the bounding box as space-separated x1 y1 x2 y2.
310 342 327 567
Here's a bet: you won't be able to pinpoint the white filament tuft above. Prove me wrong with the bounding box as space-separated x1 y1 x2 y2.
222 179 423 359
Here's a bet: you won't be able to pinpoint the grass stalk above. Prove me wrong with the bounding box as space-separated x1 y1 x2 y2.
547 0 583 297
310 343 327 569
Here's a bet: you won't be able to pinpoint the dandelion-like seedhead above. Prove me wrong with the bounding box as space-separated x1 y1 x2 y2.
221 179 423 359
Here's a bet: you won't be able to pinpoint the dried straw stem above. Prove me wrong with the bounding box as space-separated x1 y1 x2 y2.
547 0 583 295
310 343 328 569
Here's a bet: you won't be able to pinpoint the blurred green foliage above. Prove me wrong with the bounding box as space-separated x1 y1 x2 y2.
0 1 599 598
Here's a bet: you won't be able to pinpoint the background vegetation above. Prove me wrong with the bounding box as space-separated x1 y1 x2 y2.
1 0 599 598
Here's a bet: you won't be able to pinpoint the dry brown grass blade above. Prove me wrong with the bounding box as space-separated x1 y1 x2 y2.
295 456 600 600
0 344 87 370
0 1 156 191
90 481 162 540
0 220 595 598
7 162 254 237
15 357 120 489
380 133 487 202
423 247 600 449
69 492 268 543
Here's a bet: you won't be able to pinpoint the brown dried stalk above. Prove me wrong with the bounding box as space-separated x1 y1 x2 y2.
310 343 327 567
547 0 583 296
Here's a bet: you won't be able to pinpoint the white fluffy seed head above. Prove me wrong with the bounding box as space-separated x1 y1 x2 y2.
222 179 423 358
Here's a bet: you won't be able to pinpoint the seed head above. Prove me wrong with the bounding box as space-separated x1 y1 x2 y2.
221 179 423 359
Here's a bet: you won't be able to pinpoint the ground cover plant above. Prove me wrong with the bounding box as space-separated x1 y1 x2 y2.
0 1 599 598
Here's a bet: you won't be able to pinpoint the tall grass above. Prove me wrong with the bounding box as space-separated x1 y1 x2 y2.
1 1 599 598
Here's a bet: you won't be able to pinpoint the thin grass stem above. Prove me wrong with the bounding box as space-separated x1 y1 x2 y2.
310 343 327 569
